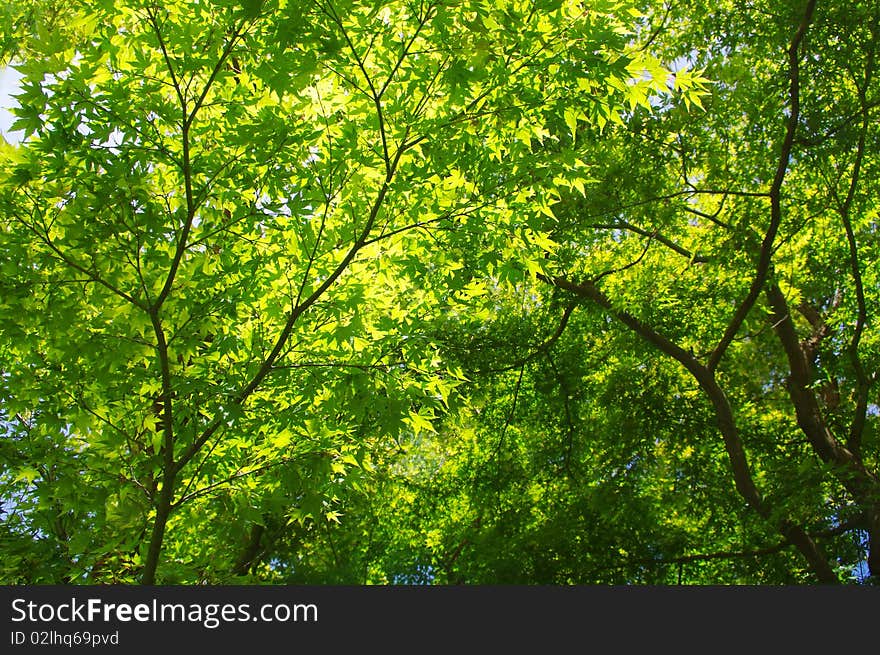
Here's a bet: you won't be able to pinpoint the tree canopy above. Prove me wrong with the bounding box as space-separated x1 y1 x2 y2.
1 0 878 585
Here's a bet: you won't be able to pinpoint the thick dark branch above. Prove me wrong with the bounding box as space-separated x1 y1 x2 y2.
767 281 880 579
541 273 839 582
137 18 249 567
797 300 823 332
540 275 761 506
707 0 817 372
838 46 874 453
797 299 833 360
141 309 178 584
539 274 703 377
148 312 176 470
765 282 879 490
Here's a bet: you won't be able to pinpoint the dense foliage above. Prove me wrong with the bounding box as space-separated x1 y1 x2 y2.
1 0 877 584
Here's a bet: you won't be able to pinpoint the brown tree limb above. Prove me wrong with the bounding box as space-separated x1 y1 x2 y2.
586 221 709 262
765 281 880 578
836 39 875 455
141 309 178 585
707 0 817 373
540 273 838 582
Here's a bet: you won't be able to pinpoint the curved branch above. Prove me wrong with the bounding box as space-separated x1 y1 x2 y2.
482 302 577 375
837 37 875 454
592 229 658 283
541 273 838 583
586 221 708 262
14 202 145 310
707 0 817 372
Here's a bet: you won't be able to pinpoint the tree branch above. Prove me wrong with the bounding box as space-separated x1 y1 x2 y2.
586 221 708 263
707 0 817 372
482 302 577 374
14 205 145 310
837 40 874 454
141 308 178 585
541 272 839 582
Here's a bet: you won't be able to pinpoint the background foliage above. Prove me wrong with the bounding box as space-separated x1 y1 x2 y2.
1 0 877 584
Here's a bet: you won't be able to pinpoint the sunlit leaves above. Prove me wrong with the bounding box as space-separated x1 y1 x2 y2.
1 0 750 585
